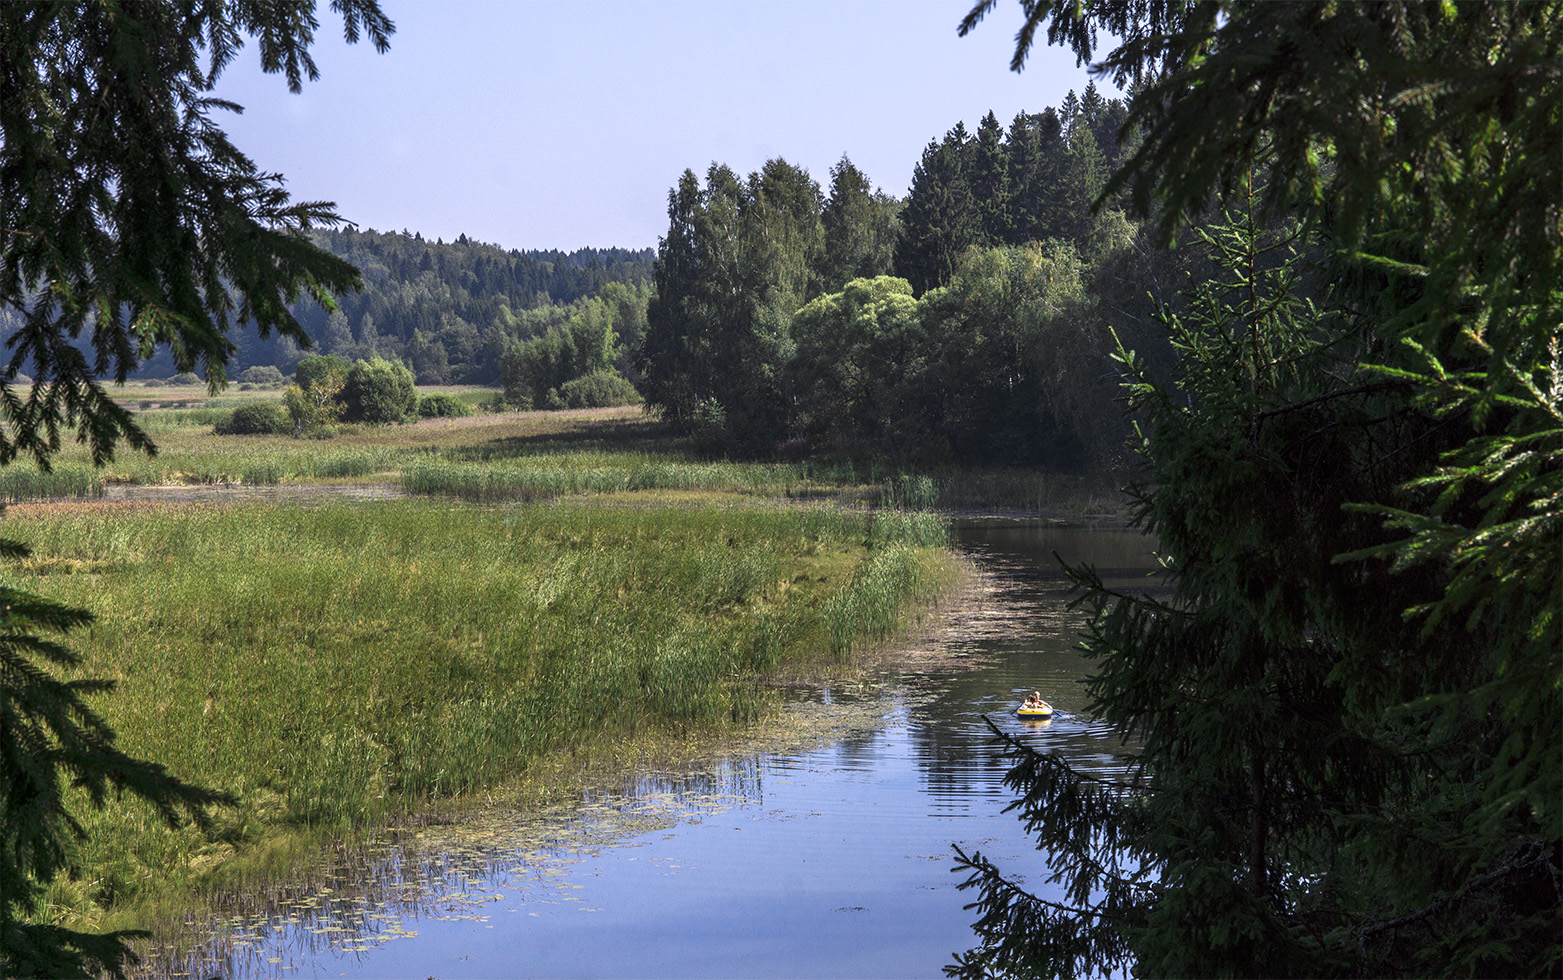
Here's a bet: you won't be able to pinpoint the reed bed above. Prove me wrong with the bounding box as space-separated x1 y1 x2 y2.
401 458 819 501
6 498 953 927
0 464 106 502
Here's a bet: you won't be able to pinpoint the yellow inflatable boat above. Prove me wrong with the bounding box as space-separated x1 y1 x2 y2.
1016 700 1053 719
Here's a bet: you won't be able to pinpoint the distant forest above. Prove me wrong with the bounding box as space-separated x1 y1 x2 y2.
117 233 655 386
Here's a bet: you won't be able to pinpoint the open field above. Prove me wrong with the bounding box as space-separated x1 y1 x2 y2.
18 390 1125 517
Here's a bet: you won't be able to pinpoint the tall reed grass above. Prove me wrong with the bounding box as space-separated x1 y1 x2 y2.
401 458 812 501
35 404 1122 514
0 464 105 502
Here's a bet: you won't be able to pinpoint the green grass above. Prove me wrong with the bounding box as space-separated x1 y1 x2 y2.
0 397 1121 947
0 464 106 502
7 498 953 932
36 402 1123 515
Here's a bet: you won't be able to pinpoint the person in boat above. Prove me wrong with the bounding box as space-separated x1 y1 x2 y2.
1023 691 1046 710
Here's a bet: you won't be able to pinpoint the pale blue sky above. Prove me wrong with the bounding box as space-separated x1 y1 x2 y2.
213 1 1111 251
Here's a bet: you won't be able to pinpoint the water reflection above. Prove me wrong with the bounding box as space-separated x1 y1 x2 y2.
148 521 1160 979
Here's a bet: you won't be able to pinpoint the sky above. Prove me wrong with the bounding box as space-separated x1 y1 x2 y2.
212 1 1113 253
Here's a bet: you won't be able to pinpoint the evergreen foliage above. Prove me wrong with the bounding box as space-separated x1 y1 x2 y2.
894 90 1128 295
638 161 824 451
820 156 902 290
227 228 656 386
894 126 979 295
638 108 1157 464
950 1 1562 975
0 2 390 972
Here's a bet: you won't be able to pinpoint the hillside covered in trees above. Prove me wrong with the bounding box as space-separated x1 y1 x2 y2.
107 230 655 388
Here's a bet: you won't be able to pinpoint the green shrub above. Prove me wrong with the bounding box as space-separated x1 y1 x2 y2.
214 401 288 436
556 369 641 409
294 353 351 392
343 357 417 425
169 371 202 386
237 365 285 386
141 377 166 388
417 392 472 418
692 398 732 455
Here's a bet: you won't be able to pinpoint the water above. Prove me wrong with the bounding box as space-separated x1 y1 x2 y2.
164 521 1159 979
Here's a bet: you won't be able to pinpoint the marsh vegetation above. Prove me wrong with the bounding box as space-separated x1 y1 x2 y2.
4 402 967 946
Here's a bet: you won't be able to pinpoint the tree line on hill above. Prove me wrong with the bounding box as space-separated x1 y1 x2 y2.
99 230 656 389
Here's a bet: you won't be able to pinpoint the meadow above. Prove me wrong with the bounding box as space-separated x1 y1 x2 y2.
4 388 987 942
15 382 1122 516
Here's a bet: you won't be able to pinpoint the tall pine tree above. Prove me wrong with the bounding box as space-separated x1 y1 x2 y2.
895 122 980 294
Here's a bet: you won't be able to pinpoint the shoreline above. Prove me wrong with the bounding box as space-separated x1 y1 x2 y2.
130 552 992 976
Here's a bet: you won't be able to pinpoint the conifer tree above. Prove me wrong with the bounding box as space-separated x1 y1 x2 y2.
952 1 1561 974
895 124 980 294
1003 109 1068 244
638 170 707 425
820 155 900 290
968 111 1010 245
0 3 391 973
640 160 824 451
1061 124 1106 245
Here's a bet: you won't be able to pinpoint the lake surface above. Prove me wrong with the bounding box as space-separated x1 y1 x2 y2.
165 522 1158 979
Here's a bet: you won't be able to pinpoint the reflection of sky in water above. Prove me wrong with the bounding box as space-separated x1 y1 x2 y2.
155 524 1158 980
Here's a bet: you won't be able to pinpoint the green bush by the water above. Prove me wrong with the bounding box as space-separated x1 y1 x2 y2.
236 365 285 386
343 357 418 424
213 402 288 436
555 369 641 408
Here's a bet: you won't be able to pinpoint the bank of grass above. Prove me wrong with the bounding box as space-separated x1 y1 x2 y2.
6 498 953 937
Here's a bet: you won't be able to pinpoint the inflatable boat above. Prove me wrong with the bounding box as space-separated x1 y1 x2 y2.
1015 700 1053 719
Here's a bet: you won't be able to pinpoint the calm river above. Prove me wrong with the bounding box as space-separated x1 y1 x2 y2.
164 521 1157 979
